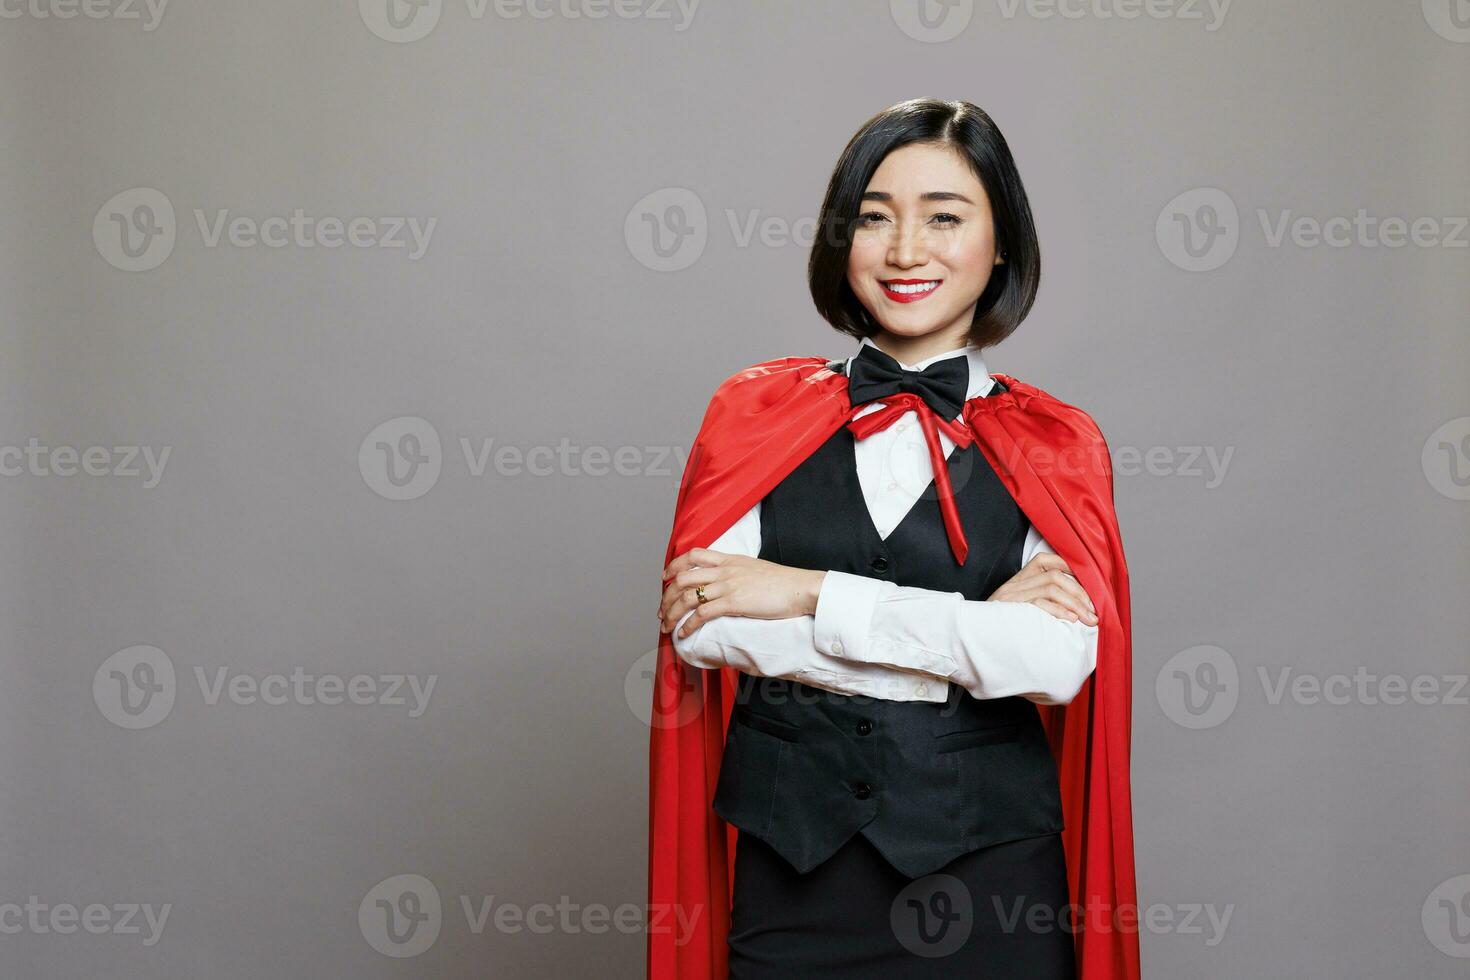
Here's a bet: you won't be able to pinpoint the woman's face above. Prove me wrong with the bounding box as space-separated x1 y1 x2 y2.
845 142 1002 347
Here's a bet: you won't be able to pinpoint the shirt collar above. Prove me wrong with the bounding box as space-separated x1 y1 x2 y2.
847 335 995 399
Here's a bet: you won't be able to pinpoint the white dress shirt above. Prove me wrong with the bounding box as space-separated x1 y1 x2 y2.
671 337 1099 706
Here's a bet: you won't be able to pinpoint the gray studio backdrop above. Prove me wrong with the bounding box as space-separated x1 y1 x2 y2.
2 1 1467 977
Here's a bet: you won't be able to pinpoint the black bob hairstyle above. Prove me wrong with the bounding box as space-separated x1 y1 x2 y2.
807 98 1041 350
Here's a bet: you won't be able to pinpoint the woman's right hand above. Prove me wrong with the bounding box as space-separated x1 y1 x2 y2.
989 553 1098 626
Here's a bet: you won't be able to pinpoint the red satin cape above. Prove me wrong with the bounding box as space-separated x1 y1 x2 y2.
647 356 1139 979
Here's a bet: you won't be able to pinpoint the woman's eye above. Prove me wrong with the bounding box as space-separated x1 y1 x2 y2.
856 211 961 228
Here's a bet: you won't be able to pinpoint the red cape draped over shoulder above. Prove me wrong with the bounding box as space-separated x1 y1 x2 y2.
647 356 1139 979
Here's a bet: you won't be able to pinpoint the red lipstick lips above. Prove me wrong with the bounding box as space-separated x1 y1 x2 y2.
880 278 942 303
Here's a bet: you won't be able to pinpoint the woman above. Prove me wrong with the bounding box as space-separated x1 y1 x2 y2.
648 98 1137 979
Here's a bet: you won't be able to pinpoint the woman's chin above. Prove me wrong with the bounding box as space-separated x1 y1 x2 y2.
872 315 955 340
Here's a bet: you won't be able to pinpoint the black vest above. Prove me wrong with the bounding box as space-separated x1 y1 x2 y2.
711 380 1066 878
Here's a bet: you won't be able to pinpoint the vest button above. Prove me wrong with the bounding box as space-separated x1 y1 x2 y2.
870 555 889 573
854 719 873 736
852 782 872 800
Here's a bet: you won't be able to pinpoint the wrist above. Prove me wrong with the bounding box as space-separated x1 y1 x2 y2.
804 570 827 616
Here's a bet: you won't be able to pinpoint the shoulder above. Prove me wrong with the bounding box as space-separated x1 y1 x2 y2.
977 375 1117 496
687 355 846 449
702 355 842 412
987 373 1110 452
997 374 1103 430
710 355 838 398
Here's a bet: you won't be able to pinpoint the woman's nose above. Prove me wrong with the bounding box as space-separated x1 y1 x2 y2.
886 223 929 267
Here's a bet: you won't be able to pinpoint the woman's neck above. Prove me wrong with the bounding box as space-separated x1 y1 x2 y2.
868 326 972 368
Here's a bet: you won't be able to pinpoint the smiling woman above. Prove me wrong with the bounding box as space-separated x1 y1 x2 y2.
649 98 1137 980
808 103 1042 366
844 145 1010 341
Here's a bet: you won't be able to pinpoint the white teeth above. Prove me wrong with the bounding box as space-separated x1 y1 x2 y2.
885 281 939 294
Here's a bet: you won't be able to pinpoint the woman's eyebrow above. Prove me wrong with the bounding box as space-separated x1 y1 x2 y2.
860 190 976 204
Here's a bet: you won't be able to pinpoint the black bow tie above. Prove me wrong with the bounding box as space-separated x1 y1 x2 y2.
845 343 969 420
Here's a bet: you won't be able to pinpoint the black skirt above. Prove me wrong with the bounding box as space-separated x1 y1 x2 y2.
727 829 1076 979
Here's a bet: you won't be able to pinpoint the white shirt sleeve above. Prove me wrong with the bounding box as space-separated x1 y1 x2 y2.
811 525 1099 706
668 500 949 703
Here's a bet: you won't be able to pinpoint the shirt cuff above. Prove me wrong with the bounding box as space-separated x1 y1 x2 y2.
669 607 722 670
813 570 882 662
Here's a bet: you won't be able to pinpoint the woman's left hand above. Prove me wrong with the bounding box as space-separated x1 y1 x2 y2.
659 549 826 638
